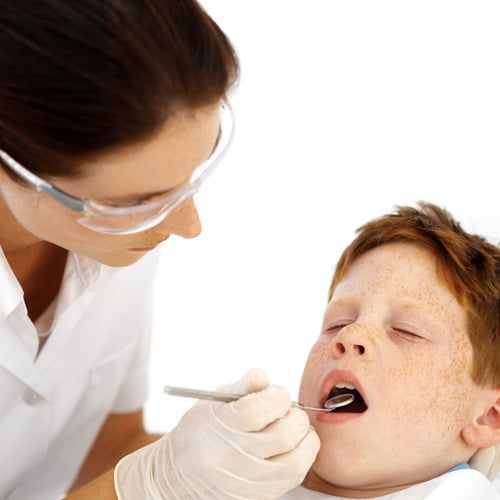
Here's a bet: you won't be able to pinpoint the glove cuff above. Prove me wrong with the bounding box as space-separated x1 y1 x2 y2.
114 441 163 500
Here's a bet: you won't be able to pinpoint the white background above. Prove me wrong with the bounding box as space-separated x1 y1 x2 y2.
145 1 500 432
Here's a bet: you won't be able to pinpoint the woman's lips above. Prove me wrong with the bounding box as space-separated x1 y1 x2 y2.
128 236 169 252
128 244 160 252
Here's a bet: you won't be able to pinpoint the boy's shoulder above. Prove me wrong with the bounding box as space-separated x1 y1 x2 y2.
406 469 500 499
281 469 500 499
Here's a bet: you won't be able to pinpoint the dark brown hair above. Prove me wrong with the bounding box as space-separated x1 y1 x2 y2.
328 202 500 388
0 0 238 179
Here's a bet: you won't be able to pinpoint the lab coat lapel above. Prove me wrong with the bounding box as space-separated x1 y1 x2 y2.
0 321 48 399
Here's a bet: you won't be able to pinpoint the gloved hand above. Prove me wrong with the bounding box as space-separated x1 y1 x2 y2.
114 369 320 499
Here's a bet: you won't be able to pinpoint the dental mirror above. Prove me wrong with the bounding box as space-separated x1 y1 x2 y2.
297 393 355 412
164 386 355 412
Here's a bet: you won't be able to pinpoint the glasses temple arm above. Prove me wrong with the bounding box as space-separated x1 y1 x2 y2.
0 149 86 212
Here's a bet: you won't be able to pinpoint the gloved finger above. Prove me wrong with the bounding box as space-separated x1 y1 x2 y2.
240 407 310 459
214 384 291 432
216 368 269 396
191 369 269 412
269 427 320 481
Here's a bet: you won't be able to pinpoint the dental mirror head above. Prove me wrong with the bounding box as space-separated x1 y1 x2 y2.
323 393 355 411
295 393 356 412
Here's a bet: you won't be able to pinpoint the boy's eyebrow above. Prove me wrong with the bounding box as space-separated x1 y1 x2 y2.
328 296 429 315
325 297 356 312
395 298 442 318
396 299 423 311
105 126 222 205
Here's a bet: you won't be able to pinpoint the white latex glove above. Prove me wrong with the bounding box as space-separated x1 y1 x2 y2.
114 369 320 499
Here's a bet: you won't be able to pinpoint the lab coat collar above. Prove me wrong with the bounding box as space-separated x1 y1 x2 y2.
0 244 118 398
0 245 107 321
70 251 102 290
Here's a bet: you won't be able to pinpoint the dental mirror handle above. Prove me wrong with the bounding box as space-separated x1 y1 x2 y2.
164 385 354 412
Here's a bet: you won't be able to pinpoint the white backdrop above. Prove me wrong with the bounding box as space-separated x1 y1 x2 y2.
145 1 500 432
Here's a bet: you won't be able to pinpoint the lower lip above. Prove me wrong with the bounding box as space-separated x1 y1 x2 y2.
316 410 367 425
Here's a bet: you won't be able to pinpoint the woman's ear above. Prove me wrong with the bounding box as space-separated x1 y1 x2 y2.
462 394 500 449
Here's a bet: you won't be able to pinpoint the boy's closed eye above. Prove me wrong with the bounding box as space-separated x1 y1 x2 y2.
323 322 354 334
323 322 429 343
390 326 427 342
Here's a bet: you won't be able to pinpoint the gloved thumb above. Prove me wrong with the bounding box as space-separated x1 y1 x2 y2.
216 368 269 396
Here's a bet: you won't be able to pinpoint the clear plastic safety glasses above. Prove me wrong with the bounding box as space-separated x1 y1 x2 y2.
0 102 234 235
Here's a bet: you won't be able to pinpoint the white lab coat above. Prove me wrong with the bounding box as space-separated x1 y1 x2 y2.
281 469 500 499
0 246 160 499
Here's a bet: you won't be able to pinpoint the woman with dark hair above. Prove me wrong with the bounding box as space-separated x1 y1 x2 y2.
0 1 319 498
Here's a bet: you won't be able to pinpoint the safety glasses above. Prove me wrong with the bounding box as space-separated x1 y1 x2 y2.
0 101 234 235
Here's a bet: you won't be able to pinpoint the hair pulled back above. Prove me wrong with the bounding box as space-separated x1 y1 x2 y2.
0 0 239 178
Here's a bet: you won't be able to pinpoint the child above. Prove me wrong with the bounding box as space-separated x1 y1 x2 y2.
283 202 499 499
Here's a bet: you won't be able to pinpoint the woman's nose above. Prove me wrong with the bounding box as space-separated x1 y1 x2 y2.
157 198 202 239
330 323 373 360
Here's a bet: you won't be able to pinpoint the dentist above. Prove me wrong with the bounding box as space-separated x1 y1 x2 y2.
0 1 319 499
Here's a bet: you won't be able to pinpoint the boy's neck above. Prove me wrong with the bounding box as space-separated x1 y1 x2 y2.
303 469 421 499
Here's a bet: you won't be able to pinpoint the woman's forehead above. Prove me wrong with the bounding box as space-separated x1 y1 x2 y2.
50 105 221 201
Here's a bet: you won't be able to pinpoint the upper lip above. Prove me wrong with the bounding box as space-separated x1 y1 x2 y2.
319 369 369 408
130 239 167 250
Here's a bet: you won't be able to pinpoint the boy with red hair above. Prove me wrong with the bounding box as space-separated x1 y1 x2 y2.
284 203 499 499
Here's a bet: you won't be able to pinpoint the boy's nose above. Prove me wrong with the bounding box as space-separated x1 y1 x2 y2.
330 323 374 360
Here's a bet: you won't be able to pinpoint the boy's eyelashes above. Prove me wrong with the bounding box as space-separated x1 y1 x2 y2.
390 321 429 341
323 322 425 341
324 322 353 334
391 327 424 340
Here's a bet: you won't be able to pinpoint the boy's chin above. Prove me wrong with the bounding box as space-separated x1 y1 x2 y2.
307 449 464 499
310 465 373 490
309 448 414 492
303 467 415 499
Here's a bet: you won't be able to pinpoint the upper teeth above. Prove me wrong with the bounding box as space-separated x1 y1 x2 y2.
335 382 356 390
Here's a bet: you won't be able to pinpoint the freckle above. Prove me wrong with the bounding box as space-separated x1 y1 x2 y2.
306 343 329 366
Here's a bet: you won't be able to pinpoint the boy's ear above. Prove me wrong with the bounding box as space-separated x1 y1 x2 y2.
462 395 500 449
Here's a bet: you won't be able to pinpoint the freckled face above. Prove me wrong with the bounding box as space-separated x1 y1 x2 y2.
299 242 481 489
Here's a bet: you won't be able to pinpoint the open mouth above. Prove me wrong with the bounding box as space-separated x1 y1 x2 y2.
325 384 368 413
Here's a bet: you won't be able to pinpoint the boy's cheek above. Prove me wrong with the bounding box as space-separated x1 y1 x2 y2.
299 341 329 405
385 351 475 432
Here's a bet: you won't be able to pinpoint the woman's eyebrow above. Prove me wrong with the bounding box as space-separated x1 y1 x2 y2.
107 125 223 204
110 188 176 204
